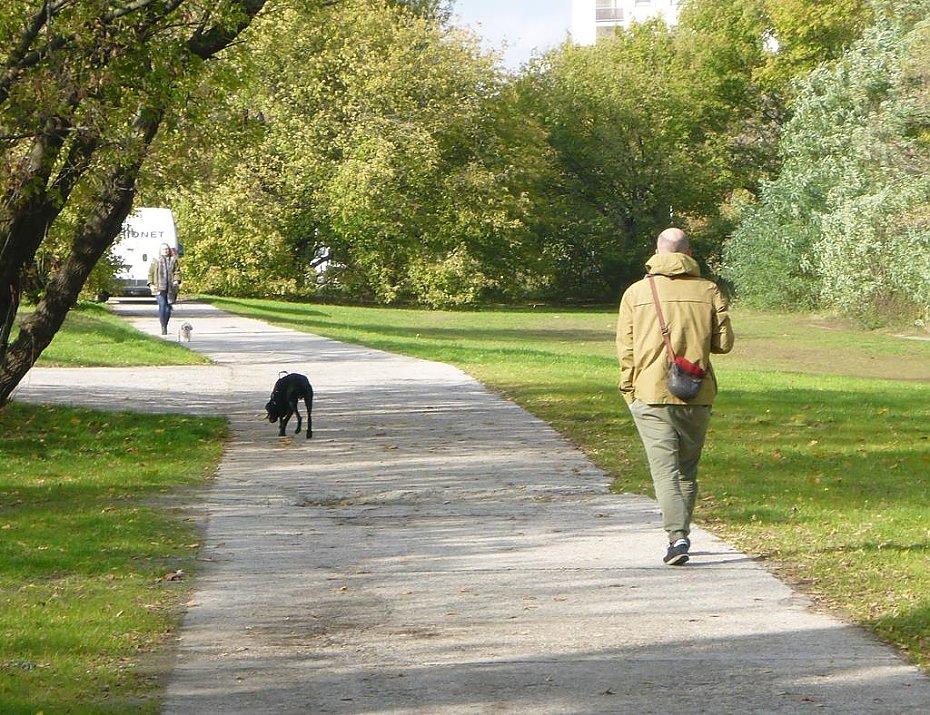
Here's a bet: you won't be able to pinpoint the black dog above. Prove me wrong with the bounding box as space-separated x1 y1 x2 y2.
265 372 313 439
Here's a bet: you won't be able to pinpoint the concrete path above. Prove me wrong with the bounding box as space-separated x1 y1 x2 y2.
14 301 930 714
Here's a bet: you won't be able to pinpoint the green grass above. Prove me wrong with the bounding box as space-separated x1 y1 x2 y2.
2 301 223 713
208 296 930 669
0 403 226 713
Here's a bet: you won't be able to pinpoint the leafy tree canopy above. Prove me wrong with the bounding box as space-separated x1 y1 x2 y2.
723 5 930 323
161 0 552 307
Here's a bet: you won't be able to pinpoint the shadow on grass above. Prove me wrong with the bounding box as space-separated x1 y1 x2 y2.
0 403 225 581
871 601 930 665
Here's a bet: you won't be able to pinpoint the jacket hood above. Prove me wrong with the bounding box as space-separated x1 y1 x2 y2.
645 252 701 278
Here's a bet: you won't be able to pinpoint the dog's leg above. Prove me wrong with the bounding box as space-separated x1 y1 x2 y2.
304 392 313 439
290 398 302 435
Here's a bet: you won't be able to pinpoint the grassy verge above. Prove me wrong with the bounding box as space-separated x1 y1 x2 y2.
2 302 224 713
208 296 930 669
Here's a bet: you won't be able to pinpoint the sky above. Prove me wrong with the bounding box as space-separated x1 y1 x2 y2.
449 0 574 70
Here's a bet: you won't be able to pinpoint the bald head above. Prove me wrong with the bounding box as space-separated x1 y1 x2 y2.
656 227 690 255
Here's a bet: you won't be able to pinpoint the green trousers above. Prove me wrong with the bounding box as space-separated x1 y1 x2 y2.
629 400 712 542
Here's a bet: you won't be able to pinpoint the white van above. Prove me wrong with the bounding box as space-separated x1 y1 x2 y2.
111 207 181 297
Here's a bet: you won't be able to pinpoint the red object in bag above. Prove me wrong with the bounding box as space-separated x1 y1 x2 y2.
673 356 706 379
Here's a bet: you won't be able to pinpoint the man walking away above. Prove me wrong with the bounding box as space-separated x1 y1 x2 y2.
616 228 734 565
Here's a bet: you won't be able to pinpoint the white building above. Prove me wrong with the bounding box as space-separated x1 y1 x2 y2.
572 0 680 45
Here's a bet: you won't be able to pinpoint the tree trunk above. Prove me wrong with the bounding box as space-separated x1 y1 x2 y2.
0 0 269 406
0 111 159 404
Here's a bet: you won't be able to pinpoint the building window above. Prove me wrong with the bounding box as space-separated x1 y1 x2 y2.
596 0 623 22
596 8 624 22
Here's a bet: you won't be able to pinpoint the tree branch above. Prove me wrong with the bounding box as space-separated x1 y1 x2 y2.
187 0 268 59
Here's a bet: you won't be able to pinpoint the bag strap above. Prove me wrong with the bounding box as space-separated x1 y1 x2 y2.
647 274 676 364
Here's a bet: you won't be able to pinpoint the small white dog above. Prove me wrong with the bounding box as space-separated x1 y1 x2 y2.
178 322 193 342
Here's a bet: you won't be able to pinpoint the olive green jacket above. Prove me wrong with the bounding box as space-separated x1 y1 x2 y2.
148 255 180 293
616 252 734 406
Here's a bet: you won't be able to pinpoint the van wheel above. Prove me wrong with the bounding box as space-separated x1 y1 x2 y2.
95 292 110 303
